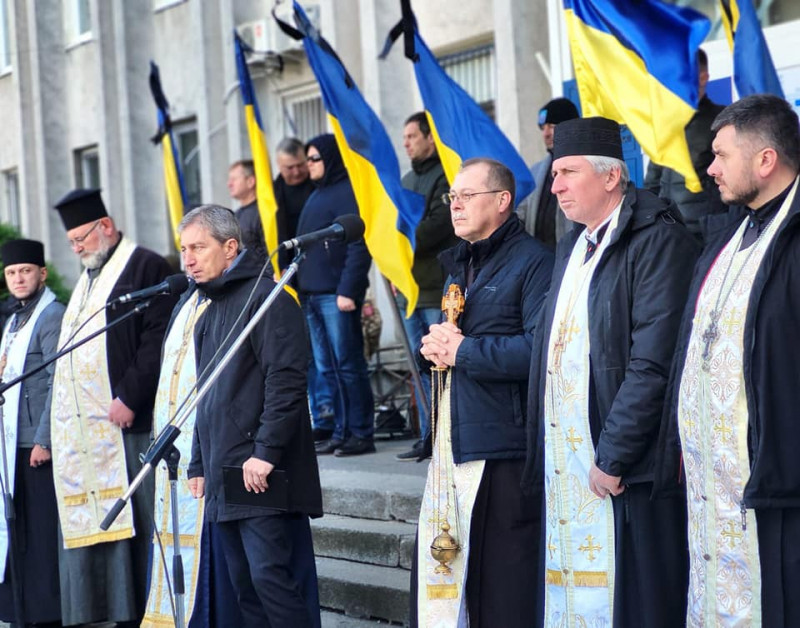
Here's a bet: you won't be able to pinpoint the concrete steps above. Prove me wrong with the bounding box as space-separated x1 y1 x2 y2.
312 514 416 569
316 556 411 625
314 439 428 627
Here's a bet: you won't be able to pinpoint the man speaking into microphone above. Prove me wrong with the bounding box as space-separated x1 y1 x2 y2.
181 205 323 627
48 188 177 627
297 134 376 457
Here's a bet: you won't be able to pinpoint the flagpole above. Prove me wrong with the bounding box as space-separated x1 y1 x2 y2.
382 277 428 437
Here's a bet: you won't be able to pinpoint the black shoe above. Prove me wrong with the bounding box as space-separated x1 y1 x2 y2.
312 427 334 442
334 437 376 457
396 440 425 461
315 438 343 455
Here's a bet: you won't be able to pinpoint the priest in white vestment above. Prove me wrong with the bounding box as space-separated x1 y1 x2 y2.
49 189 177 626
523 117 699 628
655 94 800 626
413 157 554 627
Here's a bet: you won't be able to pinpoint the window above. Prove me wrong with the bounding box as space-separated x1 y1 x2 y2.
3 169 19 227
74 146 100 189
173 120 201 207
438 44 496 119
0 0 11 73
282 90 326 142
66 0 91 45
664 0 800 38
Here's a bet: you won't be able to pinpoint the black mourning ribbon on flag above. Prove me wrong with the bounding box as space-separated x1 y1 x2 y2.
148 61 171 145
272 3 354 89
378 0 418 62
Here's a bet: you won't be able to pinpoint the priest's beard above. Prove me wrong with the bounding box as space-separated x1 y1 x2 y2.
80 230 115 269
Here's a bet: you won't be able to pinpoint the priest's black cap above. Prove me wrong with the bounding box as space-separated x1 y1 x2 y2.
1 238 45 268
552 117 624 161
53 188 108 231
538 98 579 127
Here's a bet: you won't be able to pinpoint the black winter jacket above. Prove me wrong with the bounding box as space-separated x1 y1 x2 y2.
523 187 699 493
187 250 323 521
644 95 727 238
296 134 371 302
402 154 457 308
432 215 553 463
655 181 800 509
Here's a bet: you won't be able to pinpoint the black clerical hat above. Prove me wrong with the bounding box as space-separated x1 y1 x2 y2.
552 117 623 161
53 188 108 230
1 239 45 268
538 98 579 127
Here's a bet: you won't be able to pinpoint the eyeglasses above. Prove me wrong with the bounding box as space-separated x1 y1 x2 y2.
306 154 323 163
67 220 101 248
442 190 505 205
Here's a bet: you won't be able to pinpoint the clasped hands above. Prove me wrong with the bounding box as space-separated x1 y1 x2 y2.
420 322 464 368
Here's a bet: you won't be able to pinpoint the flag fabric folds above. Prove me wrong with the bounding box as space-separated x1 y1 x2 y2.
233 32 282 277
380 0 534 206
563 0 710 192
279 2 425 315
719 0 785 98
148 61 187 251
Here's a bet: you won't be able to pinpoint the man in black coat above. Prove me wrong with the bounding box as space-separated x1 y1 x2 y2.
396 112 457 460
523 117 699 627
655 94 800 626
413 158 553 627
182 205 322 628
644 48 727 240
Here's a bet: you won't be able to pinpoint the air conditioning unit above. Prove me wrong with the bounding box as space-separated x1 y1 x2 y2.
237 19 271 53
270 3 321 53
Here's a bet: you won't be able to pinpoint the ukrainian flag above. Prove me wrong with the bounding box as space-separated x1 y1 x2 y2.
719 0 784 98
564 0 710 192
148 61 187 251
282 2 424 316
381 1 533 206
233 32 282 277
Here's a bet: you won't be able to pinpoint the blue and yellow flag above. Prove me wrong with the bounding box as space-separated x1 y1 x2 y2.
276 2 424 316
233 32 282 277
564 0 710 192
380 0 533 206
149 61 187 251
719 0 784 98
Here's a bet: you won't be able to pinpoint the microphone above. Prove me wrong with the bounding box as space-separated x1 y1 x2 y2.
279 214 365 251
110 274 190 305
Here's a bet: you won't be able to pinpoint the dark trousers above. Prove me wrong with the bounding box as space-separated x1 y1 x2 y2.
216 514 319 628
410 459 541 628
758 507 800 627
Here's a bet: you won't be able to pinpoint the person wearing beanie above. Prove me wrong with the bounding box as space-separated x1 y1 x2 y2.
0 239 64 626
48 188 177 627
522 117 699 627
517 97 580 248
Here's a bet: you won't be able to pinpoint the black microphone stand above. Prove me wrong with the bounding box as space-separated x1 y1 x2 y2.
164 445 186 628
100 250 306 534
0 298 153 628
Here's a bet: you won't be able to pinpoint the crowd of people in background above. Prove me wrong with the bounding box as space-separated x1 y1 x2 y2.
0 37 798 625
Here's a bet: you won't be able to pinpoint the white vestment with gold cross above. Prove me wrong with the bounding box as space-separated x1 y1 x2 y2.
416 373 486 628
543 210 620 627
51 236 137 548
143 290 209 628
678 180 796 627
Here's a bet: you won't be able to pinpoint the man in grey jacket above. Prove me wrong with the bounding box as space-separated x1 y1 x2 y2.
517 97 579 248
0 239 65 625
